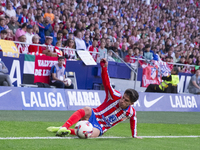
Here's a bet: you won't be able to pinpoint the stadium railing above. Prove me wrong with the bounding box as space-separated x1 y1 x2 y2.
12 41 196 90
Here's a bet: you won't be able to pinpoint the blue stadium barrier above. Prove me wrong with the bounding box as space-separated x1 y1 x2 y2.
0 86 199 112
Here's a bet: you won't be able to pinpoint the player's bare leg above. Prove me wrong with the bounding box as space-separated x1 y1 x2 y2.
90 128 100 138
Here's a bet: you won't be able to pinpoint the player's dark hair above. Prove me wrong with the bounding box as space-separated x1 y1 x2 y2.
58 56 65 60
124 89 139 103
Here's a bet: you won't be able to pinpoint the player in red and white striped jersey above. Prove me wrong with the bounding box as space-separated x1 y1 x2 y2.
47 58 141 138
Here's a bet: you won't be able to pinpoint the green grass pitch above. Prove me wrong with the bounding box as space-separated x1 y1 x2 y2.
0 110 200 150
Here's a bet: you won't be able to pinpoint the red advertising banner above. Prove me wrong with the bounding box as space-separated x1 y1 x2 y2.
141 60 172 87
142 65 160 87
34 55 59 84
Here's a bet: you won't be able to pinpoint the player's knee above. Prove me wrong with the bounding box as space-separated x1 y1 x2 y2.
82 107 92 117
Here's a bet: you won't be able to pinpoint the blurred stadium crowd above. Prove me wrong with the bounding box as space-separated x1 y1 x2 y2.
0 0 200 73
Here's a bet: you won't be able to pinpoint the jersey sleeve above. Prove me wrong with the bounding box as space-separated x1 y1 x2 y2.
129 108 137 138
50 65 56 74
100 61 121 101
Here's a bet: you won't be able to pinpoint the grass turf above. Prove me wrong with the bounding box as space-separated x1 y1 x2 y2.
0 111 200 150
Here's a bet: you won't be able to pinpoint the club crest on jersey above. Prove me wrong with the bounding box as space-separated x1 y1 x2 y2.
108 114 117 123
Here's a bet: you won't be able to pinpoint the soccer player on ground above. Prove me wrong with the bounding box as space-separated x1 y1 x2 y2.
47 58 141 138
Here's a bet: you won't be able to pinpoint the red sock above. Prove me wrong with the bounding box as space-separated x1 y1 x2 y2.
62 109 85 129
69 128 76 135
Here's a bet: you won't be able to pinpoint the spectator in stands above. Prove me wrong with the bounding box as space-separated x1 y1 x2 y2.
0 29 7 40
112 51 122 63
68 32 74 40
188 69 200 94
58 22 65 31
88 39 98 62
52 24 59 37
28 35 43 55
43 16 53 36
176 56 186 72
98 39 107 62
32 24 39 36
15 6 22 19
42 36 55 56
7 16 19 34
16 34 29 54
118 43 127 60
51 15 59 30
0 60 12 86
36 15 51 44
43 7 54 22
50 56 74 89
62 29 68 44
63 39 76 60
84 34 92 49
124 48 134 63
36 8 43 16
15 23 26 41
74 30 86 51
17 5 28 25
5 2 16 17
105 38 112 50
25 24 34 44
143 44 153 60
52 30 63 46
5 29 14 41
0 17 6 33
107 50 115 62
54 41 63 57
173 51 180 63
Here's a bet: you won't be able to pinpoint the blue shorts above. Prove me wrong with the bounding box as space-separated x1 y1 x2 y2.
88 110 103 136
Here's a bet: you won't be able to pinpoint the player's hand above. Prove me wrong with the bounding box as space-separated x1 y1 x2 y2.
100 58 108 68
134 136 143 139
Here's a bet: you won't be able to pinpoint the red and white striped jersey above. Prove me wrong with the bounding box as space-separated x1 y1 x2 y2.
93 61 137 137
63 46 76 59
88 45 98 62
16 43 29 54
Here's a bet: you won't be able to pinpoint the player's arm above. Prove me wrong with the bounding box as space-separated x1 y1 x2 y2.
100 58 121 100
130 110 142 139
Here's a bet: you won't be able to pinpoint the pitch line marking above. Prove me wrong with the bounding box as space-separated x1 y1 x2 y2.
0 136 200 140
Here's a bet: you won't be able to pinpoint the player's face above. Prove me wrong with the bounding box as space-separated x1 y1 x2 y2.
58 59 65 66
119 93 133 109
